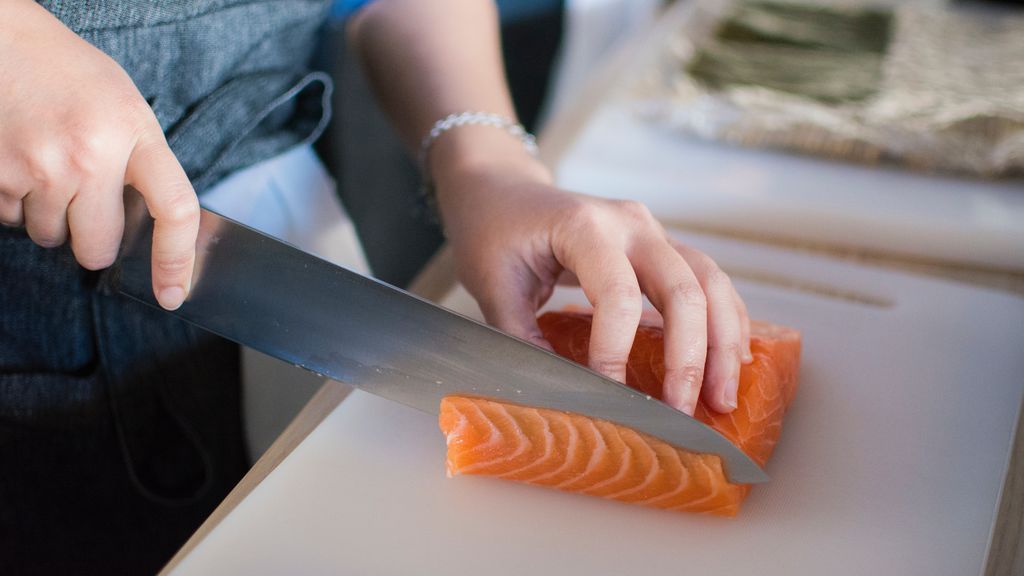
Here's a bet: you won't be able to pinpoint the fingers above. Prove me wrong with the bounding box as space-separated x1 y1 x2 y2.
549 200 747 416
632 241 708 415
478 291 555 351
0 195 24 227
125 135 199 310
67 180 124 270
573 249 643 384
474 265 555 351
673 242 745 413
22 188 71 247
733 285 753 363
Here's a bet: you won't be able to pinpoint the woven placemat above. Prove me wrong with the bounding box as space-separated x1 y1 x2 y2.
636 0 1024 178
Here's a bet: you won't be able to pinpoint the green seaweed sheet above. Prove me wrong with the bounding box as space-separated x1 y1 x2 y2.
688 2 893 104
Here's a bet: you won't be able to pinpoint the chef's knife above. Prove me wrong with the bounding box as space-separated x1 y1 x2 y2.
108 189 768 484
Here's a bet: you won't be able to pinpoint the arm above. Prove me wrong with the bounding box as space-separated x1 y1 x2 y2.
0 0 199 310
349 0 751 414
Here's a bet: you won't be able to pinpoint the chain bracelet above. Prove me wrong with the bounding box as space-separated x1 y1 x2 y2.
417 112 539 226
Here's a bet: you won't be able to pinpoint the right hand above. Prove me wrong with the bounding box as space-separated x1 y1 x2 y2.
0 0 199 310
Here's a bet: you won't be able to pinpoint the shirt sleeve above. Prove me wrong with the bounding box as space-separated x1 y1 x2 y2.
330 0 376 20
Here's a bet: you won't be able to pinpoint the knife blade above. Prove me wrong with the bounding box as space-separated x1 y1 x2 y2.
108 189 768 484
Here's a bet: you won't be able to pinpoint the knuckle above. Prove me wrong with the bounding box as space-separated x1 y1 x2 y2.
102 81 153 126
129 113 169 153
614 199 653 222
710 341 743 358
122 93 157 124
591 357 629 377
605 280 642 301
154 250 193 276
160 187 200 224
600 281 642 314
703 266 733 294
667 365 705 389
562 201 606 231
67 130 116 178
23 143 67 190
667 281 707 311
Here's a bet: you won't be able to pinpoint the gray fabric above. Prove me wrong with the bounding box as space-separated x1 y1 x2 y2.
40 0 334 191
0 226 248 575
1 2 333 573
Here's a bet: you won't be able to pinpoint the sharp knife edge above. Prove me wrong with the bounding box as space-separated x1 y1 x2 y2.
108 193 768 484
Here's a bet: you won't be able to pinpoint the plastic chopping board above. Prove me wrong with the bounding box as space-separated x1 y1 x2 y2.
172 231 1024 576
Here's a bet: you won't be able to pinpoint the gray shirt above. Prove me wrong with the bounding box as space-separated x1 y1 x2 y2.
39 0 334 191
0 6 335 571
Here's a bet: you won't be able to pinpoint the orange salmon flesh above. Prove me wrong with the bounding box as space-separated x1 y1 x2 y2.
438 311 801 517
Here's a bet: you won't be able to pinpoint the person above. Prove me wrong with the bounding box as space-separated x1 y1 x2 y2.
0 0 751 572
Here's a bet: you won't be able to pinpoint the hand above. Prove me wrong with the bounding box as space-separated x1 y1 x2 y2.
0 0 199 310
433 140 751 415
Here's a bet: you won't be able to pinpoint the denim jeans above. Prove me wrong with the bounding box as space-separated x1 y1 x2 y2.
0 227 248 574
2 2 333 573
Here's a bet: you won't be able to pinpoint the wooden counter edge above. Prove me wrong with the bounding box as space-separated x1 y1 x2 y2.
986 401 1024 576
160 379 353 575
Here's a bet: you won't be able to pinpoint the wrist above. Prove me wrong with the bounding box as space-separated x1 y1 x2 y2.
430 124 552 201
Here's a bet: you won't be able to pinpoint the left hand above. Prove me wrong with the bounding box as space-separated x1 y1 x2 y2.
434 151 752 416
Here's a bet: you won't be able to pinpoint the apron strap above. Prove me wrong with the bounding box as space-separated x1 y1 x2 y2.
168 70 334 193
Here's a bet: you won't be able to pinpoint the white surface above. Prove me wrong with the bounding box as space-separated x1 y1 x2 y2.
201 145 370 276
542 0 661 125
557 105 1024 271
172 231 1024 576
202 144 372 460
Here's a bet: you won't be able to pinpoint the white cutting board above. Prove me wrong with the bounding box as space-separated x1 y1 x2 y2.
172 231 1024 576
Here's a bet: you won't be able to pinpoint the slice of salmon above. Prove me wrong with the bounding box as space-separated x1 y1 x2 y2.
439 311 801 517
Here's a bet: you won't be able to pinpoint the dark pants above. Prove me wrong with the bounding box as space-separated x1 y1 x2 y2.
0 228 248 575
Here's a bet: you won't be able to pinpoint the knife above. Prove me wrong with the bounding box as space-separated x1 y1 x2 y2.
108 189 768 484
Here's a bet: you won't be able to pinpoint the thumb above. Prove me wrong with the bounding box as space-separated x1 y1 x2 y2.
472 278 554 352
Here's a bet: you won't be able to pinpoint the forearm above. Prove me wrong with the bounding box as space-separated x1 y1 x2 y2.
347 0 551 195
348 0 749 415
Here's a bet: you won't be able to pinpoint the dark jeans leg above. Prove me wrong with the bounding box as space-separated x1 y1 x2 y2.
1 228 248 575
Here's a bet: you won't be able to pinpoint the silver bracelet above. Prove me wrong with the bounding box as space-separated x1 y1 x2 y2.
417 112 539 223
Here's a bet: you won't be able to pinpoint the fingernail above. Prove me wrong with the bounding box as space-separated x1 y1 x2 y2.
724 378 739 409
742 348 753 364
159 286 186 310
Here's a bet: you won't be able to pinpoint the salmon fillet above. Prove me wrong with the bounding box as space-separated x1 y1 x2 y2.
439 311 801 517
